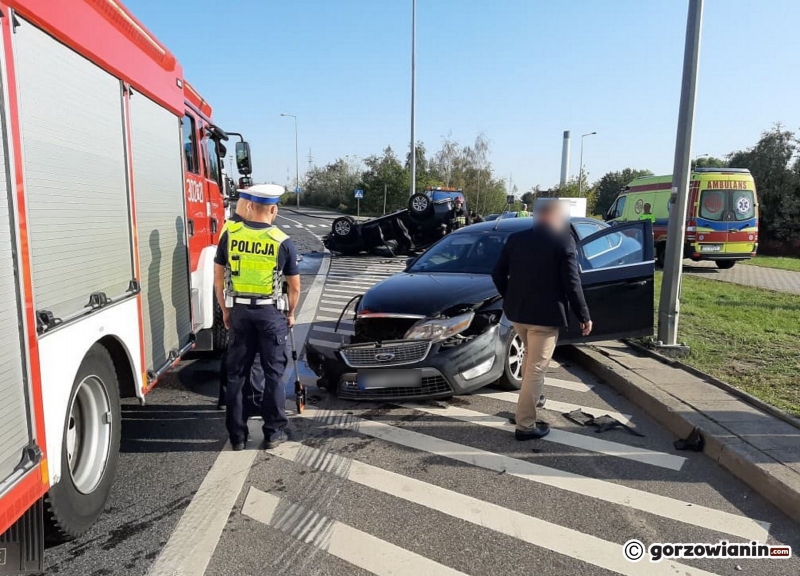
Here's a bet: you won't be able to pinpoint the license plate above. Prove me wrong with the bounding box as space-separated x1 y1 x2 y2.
700 244 722 252
357 369 422 390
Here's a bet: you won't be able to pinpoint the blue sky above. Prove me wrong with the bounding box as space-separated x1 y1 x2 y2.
127 0 800 192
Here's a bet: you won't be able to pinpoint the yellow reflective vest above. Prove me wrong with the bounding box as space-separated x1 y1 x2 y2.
226 221 289 297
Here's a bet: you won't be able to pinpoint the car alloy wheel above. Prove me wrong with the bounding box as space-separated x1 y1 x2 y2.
411 195 429 213
334 219 352 236
508 333 525 381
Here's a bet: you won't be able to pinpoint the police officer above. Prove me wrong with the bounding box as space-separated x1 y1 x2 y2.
518 203 530 217
216 197 264 411
214 184 300 451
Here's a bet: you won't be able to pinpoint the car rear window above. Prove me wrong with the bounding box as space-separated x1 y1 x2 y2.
699 190 725 221
733 190 755 221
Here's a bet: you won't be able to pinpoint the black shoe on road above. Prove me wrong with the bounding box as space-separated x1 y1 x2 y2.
265 430 290 450
232 441 246 451
515 422 550 441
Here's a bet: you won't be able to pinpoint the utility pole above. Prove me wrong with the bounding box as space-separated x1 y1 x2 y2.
578 131 596 196
409 0 417 198
307 148 314 173
383 183 388 215
657 0 704 350
280 113 300 208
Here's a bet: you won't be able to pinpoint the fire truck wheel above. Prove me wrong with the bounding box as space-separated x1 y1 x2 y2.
408 193 434 220
45 344 121 540
212 300 229 352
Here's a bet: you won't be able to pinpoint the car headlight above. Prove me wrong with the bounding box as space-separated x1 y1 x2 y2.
404 312 474 343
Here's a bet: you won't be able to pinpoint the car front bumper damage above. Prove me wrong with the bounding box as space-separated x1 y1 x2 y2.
306 324 508 401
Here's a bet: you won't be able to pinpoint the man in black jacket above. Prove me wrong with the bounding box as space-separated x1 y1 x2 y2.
491 201 592 440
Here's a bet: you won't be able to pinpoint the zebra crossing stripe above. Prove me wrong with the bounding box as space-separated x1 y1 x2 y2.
242 487 470 576
544 376 593 392
271 441 722 576
403 403 685 471
477 390 632 425
312 325 354 335
303 406 769 541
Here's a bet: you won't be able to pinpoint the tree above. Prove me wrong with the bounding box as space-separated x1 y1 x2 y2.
594 168 654 216
728 125 800 243
358 147 406 215
692 156 728 170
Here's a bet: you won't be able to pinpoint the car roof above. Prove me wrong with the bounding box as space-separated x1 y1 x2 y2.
452 216 604 235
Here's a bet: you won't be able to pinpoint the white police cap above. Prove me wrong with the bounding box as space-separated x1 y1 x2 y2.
238 183 285 205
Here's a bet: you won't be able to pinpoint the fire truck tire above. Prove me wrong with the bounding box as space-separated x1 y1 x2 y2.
408 193 433 220
45 344 121 540
212 300 229 352
715 260 735 270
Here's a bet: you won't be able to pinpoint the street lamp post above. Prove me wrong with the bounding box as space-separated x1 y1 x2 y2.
280 113 300 208
657 0 704 350
578 131 596 196
409 0 416 198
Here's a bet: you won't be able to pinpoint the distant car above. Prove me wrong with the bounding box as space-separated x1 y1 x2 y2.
307 217 655 401
324 192 458 256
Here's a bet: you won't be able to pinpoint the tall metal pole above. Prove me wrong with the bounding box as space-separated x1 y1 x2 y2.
578 131 596 196
383 183 388 215
409 0 417 198
657 0 704 348
559 131 571 187
280 113 300 207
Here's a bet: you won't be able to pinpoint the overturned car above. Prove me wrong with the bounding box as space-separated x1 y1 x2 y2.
307 217 655 401
323 191 461 256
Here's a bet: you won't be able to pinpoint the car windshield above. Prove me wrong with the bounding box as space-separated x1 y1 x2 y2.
408 231 508 274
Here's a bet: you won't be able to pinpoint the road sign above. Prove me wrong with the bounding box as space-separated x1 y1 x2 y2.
354 189 364 199
295 186 301 194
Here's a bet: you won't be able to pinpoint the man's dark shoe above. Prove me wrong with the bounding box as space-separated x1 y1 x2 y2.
515 422 550 441
232 440 246 451
264 430 289 449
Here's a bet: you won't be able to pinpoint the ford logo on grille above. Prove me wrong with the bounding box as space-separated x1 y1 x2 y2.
374 352 396 361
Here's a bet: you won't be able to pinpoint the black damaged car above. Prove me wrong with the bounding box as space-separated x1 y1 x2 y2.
306 217 655 401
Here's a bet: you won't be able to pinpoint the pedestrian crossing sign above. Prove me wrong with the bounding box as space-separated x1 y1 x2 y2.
354 189 364 199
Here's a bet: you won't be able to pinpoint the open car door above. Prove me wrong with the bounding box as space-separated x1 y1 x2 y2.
561 221 654 343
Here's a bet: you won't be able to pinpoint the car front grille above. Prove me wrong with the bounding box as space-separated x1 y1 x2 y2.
340 340 431 367
338 375 453 400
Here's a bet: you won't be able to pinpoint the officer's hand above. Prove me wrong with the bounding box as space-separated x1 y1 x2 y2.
580 320 593 336
223 308 231 330
287 313 296 328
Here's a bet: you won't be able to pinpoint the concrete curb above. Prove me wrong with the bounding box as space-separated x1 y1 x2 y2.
566 344 800 525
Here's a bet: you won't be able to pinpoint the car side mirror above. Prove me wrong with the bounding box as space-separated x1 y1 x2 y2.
235 141 253 176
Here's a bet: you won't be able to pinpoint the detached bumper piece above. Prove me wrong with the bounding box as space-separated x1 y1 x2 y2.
0 499 44 575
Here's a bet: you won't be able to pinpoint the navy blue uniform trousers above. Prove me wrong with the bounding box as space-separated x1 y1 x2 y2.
226 303 288 443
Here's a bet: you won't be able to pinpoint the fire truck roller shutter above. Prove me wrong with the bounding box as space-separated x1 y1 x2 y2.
129 91 192 372
0 64 31 487
14 19 134 322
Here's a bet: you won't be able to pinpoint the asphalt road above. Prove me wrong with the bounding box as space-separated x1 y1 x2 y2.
43 210 799 576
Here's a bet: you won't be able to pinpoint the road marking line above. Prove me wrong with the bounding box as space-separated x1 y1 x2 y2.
304 406 769 541
272 440 721 576
147 251 332 576
242 487 470 576
544 376 593 392
312 325 355 336
477 390 632 425
319 306 349 314
403 403 684 471
323 288 366 295
321 293 357 301
312 315 353 324
308 338 342 349
147 448 257 576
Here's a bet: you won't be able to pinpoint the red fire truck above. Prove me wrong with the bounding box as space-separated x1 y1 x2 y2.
0 1 253 571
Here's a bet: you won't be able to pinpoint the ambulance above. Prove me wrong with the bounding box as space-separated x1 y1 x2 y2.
605 168 758 268
0 1 252 571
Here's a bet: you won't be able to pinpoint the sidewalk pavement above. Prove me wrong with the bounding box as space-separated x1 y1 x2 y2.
567 340 800 525
684 260 800 294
